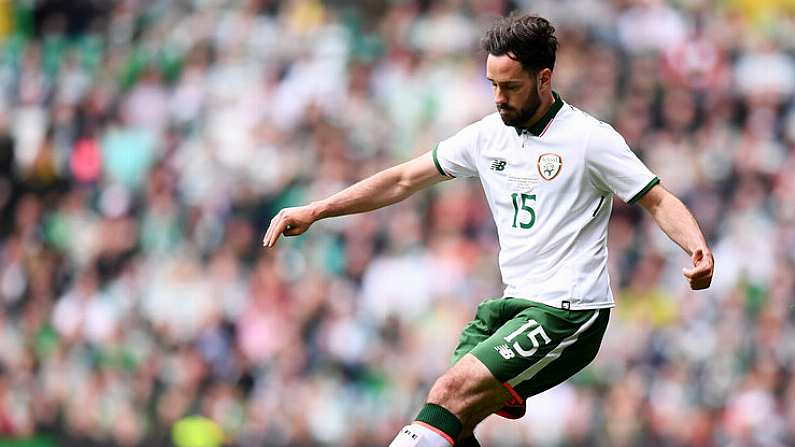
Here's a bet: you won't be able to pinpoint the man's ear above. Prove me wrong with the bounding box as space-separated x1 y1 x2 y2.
537 68 552 91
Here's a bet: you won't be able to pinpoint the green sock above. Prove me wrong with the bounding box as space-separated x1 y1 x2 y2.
415 403 463 441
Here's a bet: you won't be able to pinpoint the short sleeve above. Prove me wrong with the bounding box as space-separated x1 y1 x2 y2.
433 122 480 179
586 121 659 204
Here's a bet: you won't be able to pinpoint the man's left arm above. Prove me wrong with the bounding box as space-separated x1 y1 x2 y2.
637 184 714 290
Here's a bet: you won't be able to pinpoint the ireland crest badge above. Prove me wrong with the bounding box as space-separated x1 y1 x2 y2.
537 153 562 180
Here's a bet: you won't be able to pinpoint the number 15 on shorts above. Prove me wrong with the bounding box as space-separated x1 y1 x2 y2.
505 320 551 357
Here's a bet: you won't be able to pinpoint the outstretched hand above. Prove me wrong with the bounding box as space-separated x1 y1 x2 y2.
682 248 713 290
262 205 317 248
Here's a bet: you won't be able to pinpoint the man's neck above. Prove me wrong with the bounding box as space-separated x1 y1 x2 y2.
518 90 563 137
522 90 555 129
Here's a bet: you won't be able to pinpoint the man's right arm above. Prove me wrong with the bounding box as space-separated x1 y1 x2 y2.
263 150 450 247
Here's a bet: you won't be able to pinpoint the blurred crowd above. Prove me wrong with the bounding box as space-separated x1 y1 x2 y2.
0 0 794 446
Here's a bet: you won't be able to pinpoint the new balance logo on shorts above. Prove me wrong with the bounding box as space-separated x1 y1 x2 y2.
495 344 515 359
490 160 507 171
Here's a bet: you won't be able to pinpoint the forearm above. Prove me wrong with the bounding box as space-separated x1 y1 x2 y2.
646 193 708 255
313 161 438 220
638 184 714 289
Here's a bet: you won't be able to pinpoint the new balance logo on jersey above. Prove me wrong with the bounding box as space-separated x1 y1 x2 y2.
495 344 515 359
490 160 507 171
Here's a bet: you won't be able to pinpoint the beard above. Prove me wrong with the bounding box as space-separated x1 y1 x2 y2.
497 91 542 128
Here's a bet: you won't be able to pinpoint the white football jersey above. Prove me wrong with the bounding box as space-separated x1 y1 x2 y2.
433 92 658 309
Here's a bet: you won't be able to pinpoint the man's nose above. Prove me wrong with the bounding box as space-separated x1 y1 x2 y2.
495 89 507 105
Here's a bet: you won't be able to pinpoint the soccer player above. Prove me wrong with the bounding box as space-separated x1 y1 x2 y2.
263 14 714 447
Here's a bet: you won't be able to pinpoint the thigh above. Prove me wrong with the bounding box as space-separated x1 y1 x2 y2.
450 298 506 366
468 302 610 399
511 308 609 398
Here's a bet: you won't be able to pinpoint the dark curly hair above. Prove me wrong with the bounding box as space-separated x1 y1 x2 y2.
481 14 558 73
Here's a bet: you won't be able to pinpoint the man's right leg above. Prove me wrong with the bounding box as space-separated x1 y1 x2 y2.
389 298 516 446
389 300 610 446
387 354 512 446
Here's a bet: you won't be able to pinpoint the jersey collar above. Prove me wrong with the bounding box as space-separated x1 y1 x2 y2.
515 91 564 137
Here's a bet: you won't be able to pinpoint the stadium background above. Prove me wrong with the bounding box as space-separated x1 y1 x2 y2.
0 0 794 446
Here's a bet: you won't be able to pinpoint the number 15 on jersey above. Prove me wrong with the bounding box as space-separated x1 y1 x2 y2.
511 193 536 229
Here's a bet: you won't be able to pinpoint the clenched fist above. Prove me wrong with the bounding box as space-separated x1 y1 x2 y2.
683 248 714 290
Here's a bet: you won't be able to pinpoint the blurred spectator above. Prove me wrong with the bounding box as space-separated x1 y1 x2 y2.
0 1 793 446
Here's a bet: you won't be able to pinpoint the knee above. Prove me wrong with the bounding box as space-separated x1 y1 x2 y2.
428 371 468 407
425 355 511 427
425 371 494 434
426 364 494 417
428 355 497 405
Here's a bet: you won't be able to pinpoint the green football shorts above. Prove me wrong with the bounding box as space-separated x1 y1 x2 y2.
451 297 610 401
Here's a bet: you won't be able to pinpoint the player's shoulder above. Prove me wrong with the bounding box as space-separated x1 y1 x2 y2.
449 112 497 133
481 111 505 126
450 112 509 143
559 103 608 132
470 112 506 132
561 103 624 144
